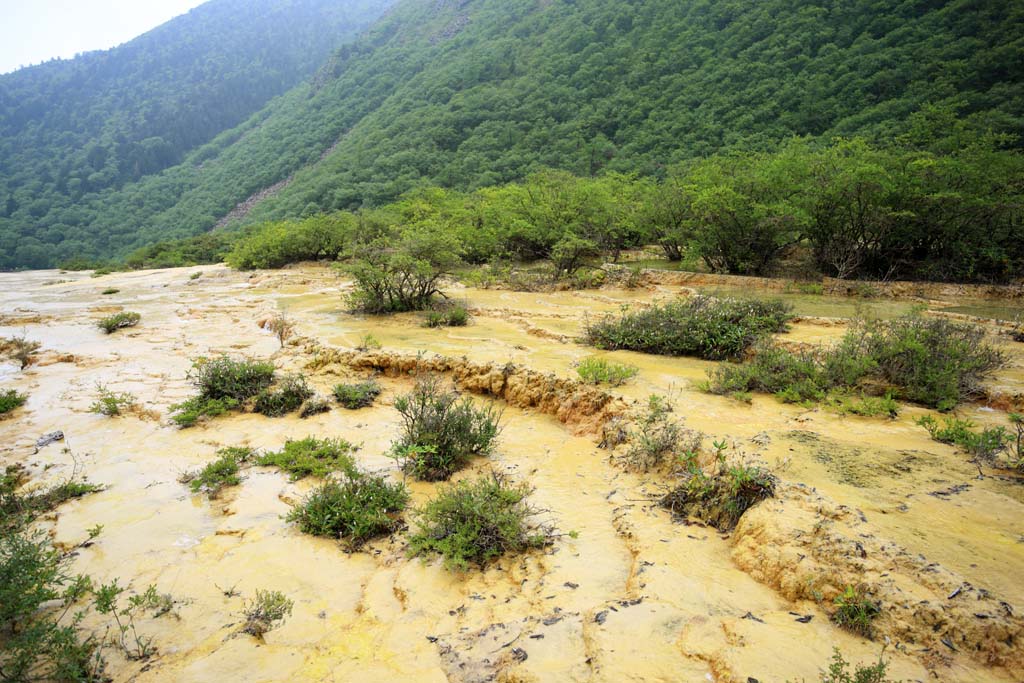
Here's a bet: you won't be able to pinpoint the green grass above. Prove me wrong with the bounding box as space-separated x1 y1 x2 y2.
88 385 137 417
183 447 256 497
333 380 381 409
256 437 357 481
101 288 120 295
575 357 639 386
287 475 409 548
253 374 313 417
423 305 470 328
0 390 28 415
832 585 881 639
408 474 550 571
584 296 793 361
97 311 141 334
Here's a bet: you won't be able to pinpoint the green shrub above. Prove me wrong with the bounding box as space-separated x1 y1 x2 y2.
832 585 881 639
423 305 470 328
88 385 137 417
575 357 639 386
97 311 141 334
660 446 775 531
253 374 313 417
168 396 238 428
101 288 120 295
187 355 276 402
408 474 550 570
916 415 1013 466
392 377 501 481
241 590 293 639
0 389 28 415
623 395 701 471
226 214 352 270
827 393 899 418
256 437 357 481
1 467 103 530
287 475 409 547
794 648 895 683
299 396 331 418
346 230 461 313
584 296 793 360
183 447 256 497
333 380 381 409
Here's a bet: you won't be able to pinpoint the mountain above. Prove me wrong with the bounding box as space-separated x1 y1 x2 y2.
2 0 1021 269
0 0 393 269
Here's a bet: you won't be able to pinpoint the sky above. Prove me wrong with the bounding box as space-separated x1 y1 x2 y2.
0 0 208 75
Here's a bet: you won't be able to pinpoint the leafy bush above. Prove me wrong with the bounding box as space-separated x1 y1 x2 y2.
88 385 137 417
408 474 550 570
333 380 381 409
256 437 357 480
97 311 141 334
241 590 293 639
575 357 639 386
187 355 276 402
660 445 776 531
168 396 238 428
226 214 353 270
183 447 256 497
346 230 461 313
253 374 313 417
0 389 28 415
916 415 1013 467
392 377 501 481
287 475 409 547
832 585 881 639
424 305 470 328
584 296 793 360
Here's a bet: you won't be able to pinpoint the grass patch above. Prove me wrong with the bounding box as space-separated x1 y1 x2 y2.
253 374 313 417
287 474 409 548
333 380 381 409
575 356 639 386
181 447 256 497
800 648 895 683
256 437 358 480
0 389 27 415
169 356 275 427
584 295 793 360
917 414 1019 469
408 473 550 571
832 585 881 639
97 311 140 334
391 376 501 481
88 384 137 416
168 396 238 428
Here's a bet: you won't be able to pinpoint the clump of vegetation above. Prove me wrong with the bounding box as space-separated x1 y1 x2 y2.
97 311 141 334
88 384 138 417
266 313 294 348
94 580 169 660
256 437 357 480
424 305 470 328
299 395 331 418
0 389 28 416
1 466 103 531
346 230 460 313
826 392 899 418
800 648 896 683
660 442 776 531
1 335 42 369
355 333 382 351
253 373 313 417
287 474 409 547
916 414 1020 469
170 355 275 427
101 288 120 295
408 474 551 570
333 380 381 409
832 585 881 639
181 447 256 497
391 377 501 481
575 356 639 386
622 395 701 472
241 590 293 639
708 316 1004 411
585 296 793 360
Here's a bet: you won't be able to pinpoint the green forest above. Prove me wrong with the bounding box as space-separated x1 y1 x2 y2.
1 0 1022 276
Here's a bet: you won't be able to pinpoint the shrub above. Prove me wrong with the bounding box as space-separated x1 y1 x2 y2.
241 590 293 639
253 374 313 417
0 389 28 415
660 446 775 531
168 396 238 428
1 467 103 530
226 214 352 270
584 296 793 360
408 474 550 570
299 396 331 418
101 288 119 295
183 447 256 497
97 311 141 334
267 313 294 348
801 648 895 683
346 230 461 313
832 585 881 638
88 385 137 416
256 437 358 480
392 377 501 481
287 475 409 547
623 395 701 472
575 357 639 386
916 415 1013 467
827 393 899 418
355 333 382 351
187 355 275 402
423 305 470 328
333 380 381 409
0 335 41 369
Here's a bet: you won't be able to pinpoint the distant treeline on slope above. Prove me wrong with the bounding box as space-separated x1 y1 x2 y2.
125 130 1024 284
1 0 1022 270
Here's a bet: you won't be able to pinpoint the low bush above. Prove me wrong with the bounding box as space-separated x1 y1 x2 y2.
800 648 895 683
266 314 294 348
241 590 293 639
333 380 381 409
0 335 41 369
832 585 881 639
826 392 899 418
424 305 470 328
584 296 793 360
299 396 331 418
660 445 775 530
346 230 460 313
168 396 238 428
0 389 27 415
256 437 358 480
88 385 137 417
622 395 701 472
391 377 501 481
916 414 1015 467
101 288 120 295
287 475 409 547
187 355 275 402
182 447 256 497
408 473 550 570
97 311 141 334
253 374 313 417
575 357 639 386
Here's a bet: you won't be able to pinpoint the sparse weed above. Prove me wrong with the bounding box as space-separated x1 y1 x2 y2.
241 590 293 639
267 313 294 348
356 333 382 351
182 447 256 497
1 335 42 369
299 395 331 418
97 311 141 334
89 384 137 417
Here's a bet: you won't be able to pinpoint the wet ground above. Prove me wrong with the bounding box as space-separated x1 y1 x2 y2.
1 264 1022 682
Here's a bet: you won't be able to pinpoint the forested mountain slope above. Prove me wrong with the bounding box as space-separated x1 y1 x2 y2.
3 0 1022 269
0 0 392 269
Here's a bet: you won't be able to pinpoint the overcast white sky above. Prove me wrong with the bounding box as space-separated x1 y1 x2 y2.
0 0 208 75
